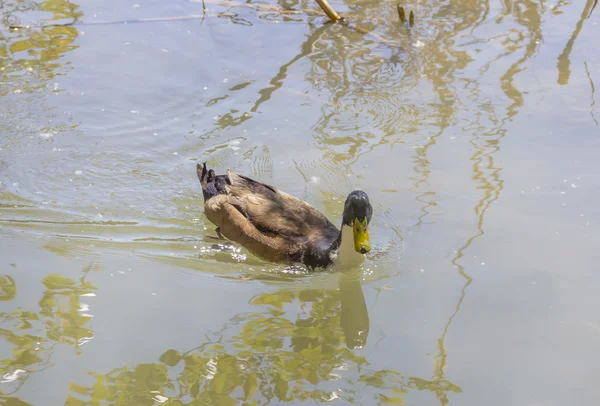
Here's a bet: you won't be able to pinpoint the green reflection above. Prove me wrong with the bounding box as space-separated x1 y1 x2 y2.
38 268 97 351
0 0 82 156
0 0 81 95
0 265 98 402
0 275 17 301
557 0 597 85
66 270 460 405
1 397 34 406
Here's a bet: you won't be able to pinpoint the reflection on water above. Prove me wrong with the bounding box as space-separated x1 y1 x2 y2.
288 2 544 402
557 0 597 85
339 270 369 349
1 265 97 401
0 0 81 96
38 266 97 351
65 269 460 405
584 62 598 126
0 275 17 302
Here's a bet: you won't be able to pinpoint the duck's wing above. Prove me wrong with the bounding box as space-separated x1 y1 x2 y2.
225 170 337 240
206 193 291 262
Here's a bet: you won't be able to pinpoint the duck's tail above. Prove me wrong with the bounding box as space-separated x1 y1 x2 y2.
197 162 212 202
196 162 208 188
196 163 228 203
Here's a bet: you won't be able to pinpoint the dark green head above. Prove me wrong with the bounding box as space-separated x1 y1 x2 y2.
342 190 373 254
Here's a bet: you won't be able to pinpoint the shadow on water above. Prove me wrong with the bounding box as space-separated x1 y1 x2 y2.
61 268 460 405
584 62 598 126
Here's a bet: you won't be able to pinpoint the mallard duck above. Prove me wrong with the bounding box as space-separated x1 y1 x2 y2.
196 163 372 269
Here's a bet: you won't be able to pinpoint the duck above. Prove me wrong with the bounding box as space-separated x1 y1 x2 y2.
196 163 372 270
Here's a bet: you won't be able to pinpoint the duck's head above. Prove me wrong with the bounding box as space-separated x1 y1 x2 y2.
342 190 373 255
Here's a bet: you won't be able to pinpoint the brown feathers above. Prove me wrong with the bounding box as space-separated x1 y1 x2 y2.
198 164 340 265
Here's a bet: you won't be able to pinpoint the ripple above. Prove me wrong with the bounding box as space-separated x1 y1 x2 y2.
250 145 273 179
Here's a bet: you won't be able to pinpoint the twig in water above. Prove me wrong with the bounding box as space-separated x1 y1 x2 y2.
397 4 406 22
314 0 343 21
397 3 415 27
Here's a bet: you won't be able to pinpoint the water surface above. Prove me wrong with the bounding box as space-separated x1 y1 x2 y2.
1 0 599 404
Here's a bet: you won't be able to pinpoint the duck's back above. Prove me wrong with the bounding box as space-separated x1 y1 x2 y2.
226 171 338 241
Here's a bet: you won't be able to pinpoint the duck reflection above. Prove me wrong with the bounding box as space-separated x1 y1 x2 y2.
219 264 370 349
339 268 369 349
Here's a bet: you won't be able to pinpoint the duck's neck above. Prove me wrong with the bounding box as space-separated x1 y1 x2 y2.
328 225 366 267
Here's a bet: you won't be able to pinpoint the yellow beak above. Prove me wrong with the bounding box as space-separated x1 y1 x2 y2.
353 218 370 254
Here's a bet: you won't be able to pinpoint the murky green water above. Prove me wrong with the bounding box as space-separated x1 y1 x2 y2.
1 0 599 404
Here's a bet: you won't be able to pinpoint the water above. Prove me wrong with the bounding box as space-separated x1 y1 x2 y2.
1 0 599 404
